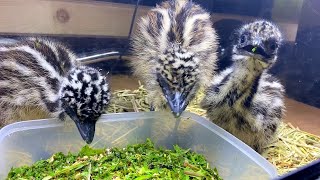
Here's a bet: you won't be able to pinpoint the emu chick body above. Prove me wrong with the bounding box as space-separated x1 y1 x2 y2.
201 20 285 153
131 0 218 116
0 38 75 126
0 38 111 144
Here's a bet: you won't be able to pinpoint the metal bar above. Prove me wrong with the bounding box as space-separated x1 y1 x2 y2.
76 51 121 64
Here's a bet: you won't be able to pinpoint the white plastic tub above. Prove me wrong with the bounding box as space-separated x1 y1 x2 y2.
0 111 278 179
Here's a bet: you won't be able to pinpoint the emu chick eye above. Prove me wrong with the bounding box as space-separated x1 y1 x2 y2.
240 35 246 44
269 42 278 51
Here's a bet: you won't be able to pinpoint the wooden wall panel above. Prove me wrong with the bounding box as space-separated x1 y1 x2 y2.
0 0 297 41
0 0 147 37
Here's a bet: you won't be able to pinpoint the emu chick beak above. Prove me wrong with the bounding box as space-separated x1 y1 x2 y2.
157 74 188 117
65 107 96 144
166 91 188 117
74 120 96 144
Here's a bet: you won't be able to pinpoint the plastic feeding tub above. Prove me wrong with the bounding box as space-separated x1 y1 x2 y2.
0 111 277 179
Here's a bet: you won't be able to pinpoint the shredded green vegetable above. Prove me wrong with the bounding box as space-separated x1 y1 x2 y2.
7 139 222 180
252 47 257 53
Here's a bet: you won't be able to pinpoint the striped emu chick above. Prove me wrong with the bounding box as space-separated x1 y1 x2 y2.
201 20 285 153
0 38 111 144
131 0 218 117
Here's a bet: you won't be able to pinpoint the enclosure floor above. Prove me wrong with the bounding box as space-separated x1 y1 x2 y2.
110 75 320 136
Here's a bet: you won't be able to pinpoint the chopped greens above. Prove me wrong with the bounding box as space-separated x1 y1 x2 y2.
108 85 320 175
252 47 257 53
7 139 222 180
